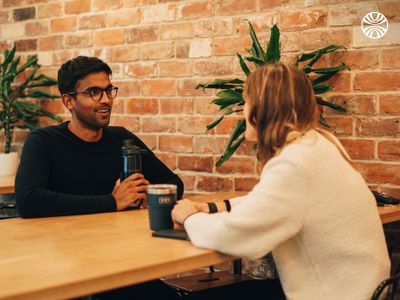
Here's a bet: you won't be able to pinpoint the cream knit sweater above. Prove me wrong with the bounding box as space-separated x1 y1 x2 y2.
184 130 390 300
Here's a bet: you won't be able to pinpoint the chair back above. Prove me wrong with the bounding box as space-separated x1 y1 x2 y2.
371 273 400 300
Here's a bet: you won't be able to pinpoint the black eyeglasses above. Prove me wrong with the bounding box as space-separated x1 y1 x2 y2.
67 86 118 102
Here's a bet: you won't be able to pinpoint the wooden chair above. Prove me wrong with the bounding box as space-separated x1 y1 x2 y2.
371 272 400 300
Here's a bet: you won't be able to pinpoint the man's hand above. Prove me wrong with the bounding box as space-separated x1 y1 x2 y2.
172 199 201 225
112 173 150 211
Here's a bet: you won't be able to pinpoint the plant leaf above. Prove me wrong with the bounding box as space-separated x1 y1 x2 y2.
237 53 250 76
216 89 243 100
23 90 59 99
246 20 265 60
265 24 281 63
316 97 347 113
245 56 265 67
196 78 244 90
313 84 333 94
216 119 246 166
16 55 38 75
319 114 330 128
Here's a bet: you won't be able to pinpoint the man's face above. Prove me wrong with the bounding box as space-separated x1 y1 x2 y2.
69 71 114 130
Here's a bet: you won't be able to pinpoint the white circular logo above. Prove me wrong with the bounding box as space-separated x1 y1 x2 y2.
361 12 388 39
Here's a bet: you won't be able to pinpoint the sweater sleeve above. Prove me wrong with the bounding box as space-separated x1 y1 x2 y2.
184 157 310 259
15 132 116 218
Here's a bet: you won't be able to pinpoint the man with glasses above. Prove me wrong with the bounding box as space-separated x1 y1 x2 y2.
15 56 183 218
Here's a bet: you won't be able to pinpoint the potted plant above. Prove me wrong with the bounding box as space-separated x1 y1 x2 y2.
0 45 62 176
197 22 349 166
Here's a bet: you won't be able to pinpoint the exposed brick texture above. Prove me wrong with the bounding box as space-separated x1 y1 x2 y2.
1 0 399 196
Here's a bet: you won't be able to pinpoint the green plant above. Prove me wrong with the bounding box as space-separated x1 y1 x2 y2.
197 22 349 166
0 45 62 153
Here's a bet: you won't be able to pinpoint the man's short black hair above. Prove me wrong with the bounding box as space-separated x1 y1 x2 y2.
57 56 112 95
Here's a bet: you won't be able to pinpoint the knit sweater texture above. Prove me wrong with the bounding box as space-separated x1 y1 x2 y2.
185 130 390 300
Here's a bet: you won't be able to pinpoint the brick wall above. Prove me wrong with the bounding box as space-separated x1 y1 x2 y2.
1 0 399 197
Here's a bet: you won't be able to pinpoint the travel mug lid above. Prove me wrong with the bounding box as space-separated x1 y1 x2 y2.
147 184 177 195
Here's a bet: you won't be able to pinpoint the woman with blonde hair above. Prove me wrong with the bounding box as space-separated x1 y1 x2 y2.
172 62 390 299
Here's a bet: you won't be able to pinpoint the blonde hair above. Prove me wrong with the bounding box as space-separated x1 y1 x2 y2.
243 62 351 166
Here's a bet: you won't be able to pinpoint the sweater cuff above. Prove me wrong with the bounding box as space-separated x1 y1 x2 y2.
95 194 117 212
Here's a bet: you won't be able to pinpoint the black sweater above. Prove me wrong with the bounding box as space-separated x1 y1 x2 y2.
15 122 184 218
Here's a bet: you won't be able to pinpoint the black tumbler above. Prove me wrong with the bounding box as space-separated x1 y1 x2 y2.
121 139 143 181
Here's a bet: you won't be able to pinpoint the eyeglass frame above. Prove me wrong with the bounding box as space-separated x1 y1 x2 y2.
66 85 119 102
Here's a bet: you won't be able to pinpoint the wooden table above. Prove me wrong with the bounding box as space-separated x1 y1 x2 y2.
1 192 400 300
0 175 14 194
0 208 233 300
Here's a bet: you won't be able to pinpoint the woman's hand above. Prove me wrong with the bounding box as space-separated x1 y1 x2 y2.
172 199 201 225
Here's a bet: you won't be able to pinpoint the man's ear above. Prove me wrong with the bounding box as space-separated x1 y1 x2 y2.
61 94 74 111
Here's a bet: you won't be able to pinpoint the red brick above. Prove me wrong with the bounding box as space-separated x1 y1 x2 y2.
155 152 177 170
3 0 26 7
94 29 124 46
141 79 176 97
328 3 378 26
330 29 352 48
159 22 194 40
329 50 379 70
324 116 353 136
194 97 219 115
65 0 90 14
301 30 331 51
356 118 400 137
215 117 244 135
281 9 327 30
339 139 375 160
177 1 213 20
15 39 37 51
125 0 157 5
176 40 190 59
378 141 400 161
379 2 400 22
127 62 156 78
113 81 140 97
179 174 196 192
380 95 400 115
0 11 10 24
110 98 124 114
25 20 49 36
140 42 174 60
354 72 400 92
381 49 400 69
260 0 288 10
79 14 105 29
178 155 214 172
236 139 257 156
326 71 350 93
125 26 158 43
177 79 213 97
160 98 193 114
158 60 192 78
141 3 175 24
280 32 301 53
65 33 92 48
94 0 122 11
194 136 227 154
216 0 255 16
126 98 158 114
216 157 256 174
234 177 259 192
214 18 233 36
354 162 400 185
194 58 233 76
380 187 400 199
109 116 140 132
197 176 233 192
14 130 29 144
141 116 176 132
37 2 62 18
212 36 251 56
328 95 376 115
136 134 157 150
108 45 139 63
159 135 193 153
107 8 140 26
38 35 63 51
177 117 215 134
51 16 77 33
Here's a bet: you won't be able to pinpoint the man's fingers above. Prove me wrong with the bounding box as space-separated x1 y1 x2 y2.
124 173 144 181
